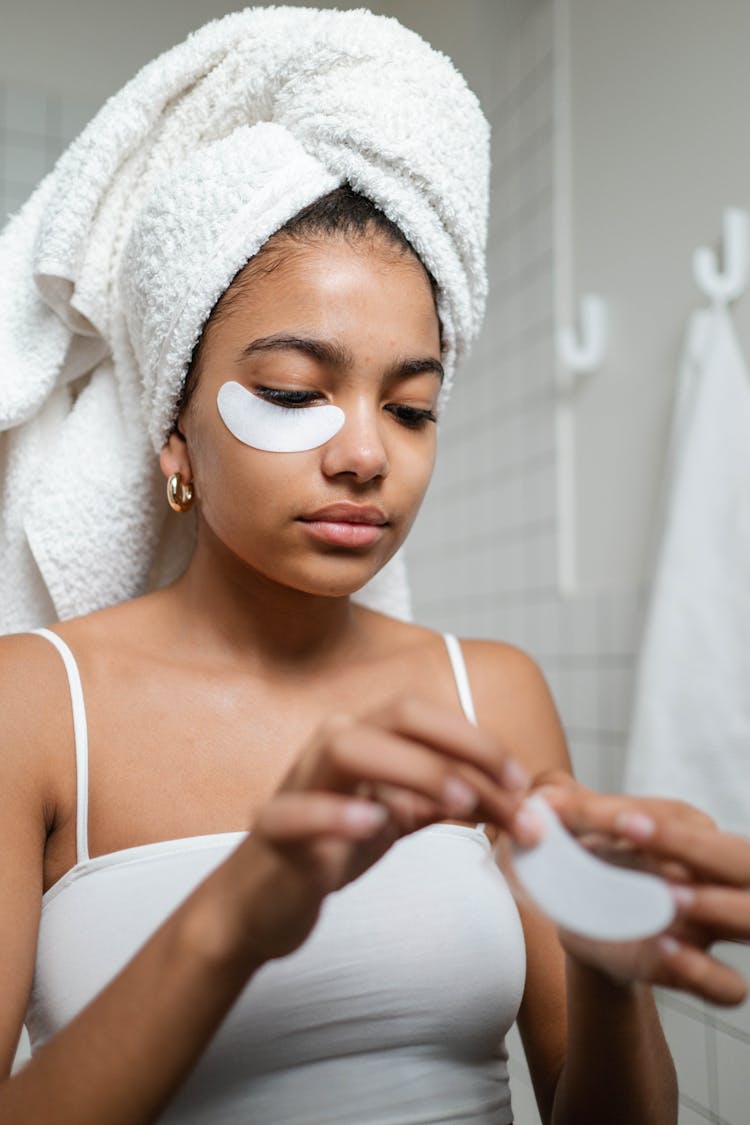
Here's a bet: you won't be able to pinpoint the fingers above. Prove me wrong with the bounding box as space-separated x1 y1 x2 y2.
542 787 714 836
288 702 531 840
253 791 389 842
672 883 750 942
361 696 531 794
620 819 750 887
656 936 748 1006
560 927 749 1007
532 769 579 793
542 788 749 886
538 788 654 834
354 780 443 834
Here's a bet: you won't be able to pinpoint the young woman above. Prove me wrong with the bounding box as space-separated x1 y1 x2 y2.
0 8 747 1125
0 182 672 1125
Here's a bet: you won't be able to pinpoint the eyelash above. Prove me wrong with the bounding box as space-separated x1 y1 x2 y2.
255 386 437 430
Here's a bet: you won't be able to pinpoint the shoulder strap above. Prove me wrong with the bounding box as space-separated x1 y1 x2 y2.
442 633 485 833
442 632 477 724
30 628 90 864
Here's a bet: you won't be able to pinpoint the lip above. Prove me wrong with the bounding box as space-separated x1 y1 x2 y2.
297 503 388 548
299 503 388 525
299 520 385 547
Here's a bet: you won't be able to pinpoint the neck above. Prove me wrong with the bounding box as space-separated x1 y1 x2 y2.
162 524 369 674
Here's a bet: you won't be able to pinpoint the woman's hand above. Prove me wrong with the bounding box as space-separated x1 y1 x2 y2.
522 777 750 1005
239 696 533 964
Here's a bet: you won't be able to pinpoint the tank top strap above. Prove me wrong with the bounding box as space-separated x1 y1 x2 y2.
30 628 90 864
442 633 485 833
442 632 478 724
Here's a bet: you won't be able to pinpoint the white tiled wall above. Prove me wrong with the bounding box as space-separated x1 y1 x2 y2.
0 80 95 224
406 1 749 1123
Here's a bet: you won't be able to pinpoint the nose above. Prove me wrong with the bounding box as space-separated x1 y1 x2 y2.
319 398 389 484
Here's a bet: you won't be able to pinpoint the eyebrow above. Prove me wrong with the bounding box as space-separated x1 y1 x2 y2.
235 333 444 384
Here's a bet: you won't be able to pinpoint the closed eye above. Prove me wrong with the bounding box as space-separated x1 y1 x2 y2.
254 386 323 408
255 387 437 429
386 404 437 429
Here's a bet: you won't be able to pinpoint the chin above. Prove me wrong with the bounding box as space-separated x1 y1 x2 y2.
276 551 395 599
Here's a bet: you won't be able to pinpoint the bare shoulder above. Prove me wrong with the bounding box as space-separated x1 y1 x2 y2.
0 591 153 790
0 629 85 830
0 629 69 759
0 630 80 1076
457 638 572 781
0 595 162 838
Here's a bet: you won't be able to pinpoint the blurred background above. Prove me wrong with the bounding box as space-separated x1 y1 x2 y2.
4 1 749 1121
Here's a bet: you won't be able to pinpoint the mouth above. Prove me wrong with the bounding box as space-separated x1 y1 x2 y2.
296 504 389 548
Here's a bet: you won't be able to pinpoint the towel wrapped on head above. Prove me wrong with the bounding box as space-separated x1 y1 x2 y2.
0 5 490 634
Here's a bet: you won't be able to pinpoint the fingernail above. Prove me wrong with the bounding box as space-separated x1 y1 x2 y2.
670 885 695 909
513 807 544 845
502 759 530 791
658 935 681 957
443 776 479 813
344 802 389 829
615 812 656 840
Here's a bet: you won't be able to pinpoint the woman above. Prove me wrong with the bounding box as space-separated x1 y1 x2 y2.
0 8 746 1124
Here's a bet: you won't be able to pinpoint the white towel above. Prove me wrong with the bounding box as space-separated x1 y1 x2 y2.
624 302 750 835
0 6 490 634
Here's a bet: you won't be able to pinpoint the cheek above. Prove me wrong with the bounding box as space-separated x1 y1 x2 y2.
236 459 295 507
197 437 311 518
399 434 437 494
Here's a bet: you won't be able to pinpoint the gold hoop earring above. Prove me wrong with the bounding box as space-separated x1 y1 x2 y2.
166 472 194 512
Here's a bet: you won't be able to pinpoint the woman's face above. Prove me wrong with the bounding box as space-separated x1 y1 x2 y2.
164 234 443 597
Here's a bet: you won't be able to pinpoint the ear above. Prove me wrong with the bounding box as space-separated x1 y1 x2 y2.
159 430 193 483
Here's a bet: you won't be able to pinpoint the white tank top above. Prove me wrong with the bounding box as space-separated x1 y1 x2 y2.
24 629 526 1124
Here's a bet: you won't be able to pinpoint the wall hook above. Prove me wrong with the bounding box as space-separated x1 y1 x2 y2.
557 293 607 375
693 207 748 303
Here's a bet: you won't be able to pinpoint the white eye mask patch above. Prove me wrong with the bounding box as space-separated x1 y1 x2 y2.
510 795 676 941
217 381 345 452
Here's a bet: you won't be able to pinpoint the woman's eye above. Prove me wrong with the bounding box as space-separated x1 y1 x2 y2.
255 386 322 408
386 404 438 429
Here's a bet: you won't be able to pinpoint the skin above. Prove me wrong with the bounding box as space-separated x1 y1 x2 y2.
0 230 688 1122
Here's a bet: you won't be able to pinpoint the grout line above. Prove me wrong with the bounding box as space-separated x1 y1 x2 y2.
415 586 560 611
489 182 554 244
408 517 555 560
707 1013 750 1047
706 1011 720 1119
487 47 554 120
432 450 556 491
487 247 555 300
678 1090 723 1123
491 117 554 184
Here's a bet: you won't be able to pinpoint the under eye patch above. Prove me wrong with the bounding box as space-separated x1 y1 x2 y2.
217 381 345 452
511 794 675 941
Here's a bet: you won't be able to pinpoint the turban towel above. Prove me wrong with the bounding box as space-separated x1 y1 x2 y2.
0 5 490 634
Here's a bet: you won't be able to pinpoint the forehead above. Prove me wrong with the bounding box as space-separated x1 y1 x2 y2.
205 234 441 355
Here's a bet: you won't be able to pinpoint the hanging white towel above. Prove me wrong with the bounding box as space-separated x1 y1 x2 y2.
624 302 750 834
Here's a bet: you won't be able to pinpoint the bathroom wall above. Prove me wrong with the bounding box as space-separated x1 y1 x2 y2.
566 0 750 593
2 2 748 1122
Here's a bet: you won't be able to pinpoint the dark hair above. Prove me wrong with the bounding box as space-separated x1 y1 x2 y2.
169 185 441 436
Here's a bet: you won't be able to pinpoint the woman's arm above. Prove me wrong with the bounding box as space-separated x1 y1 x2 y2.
466 641 678 1125
2 842 270 1124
